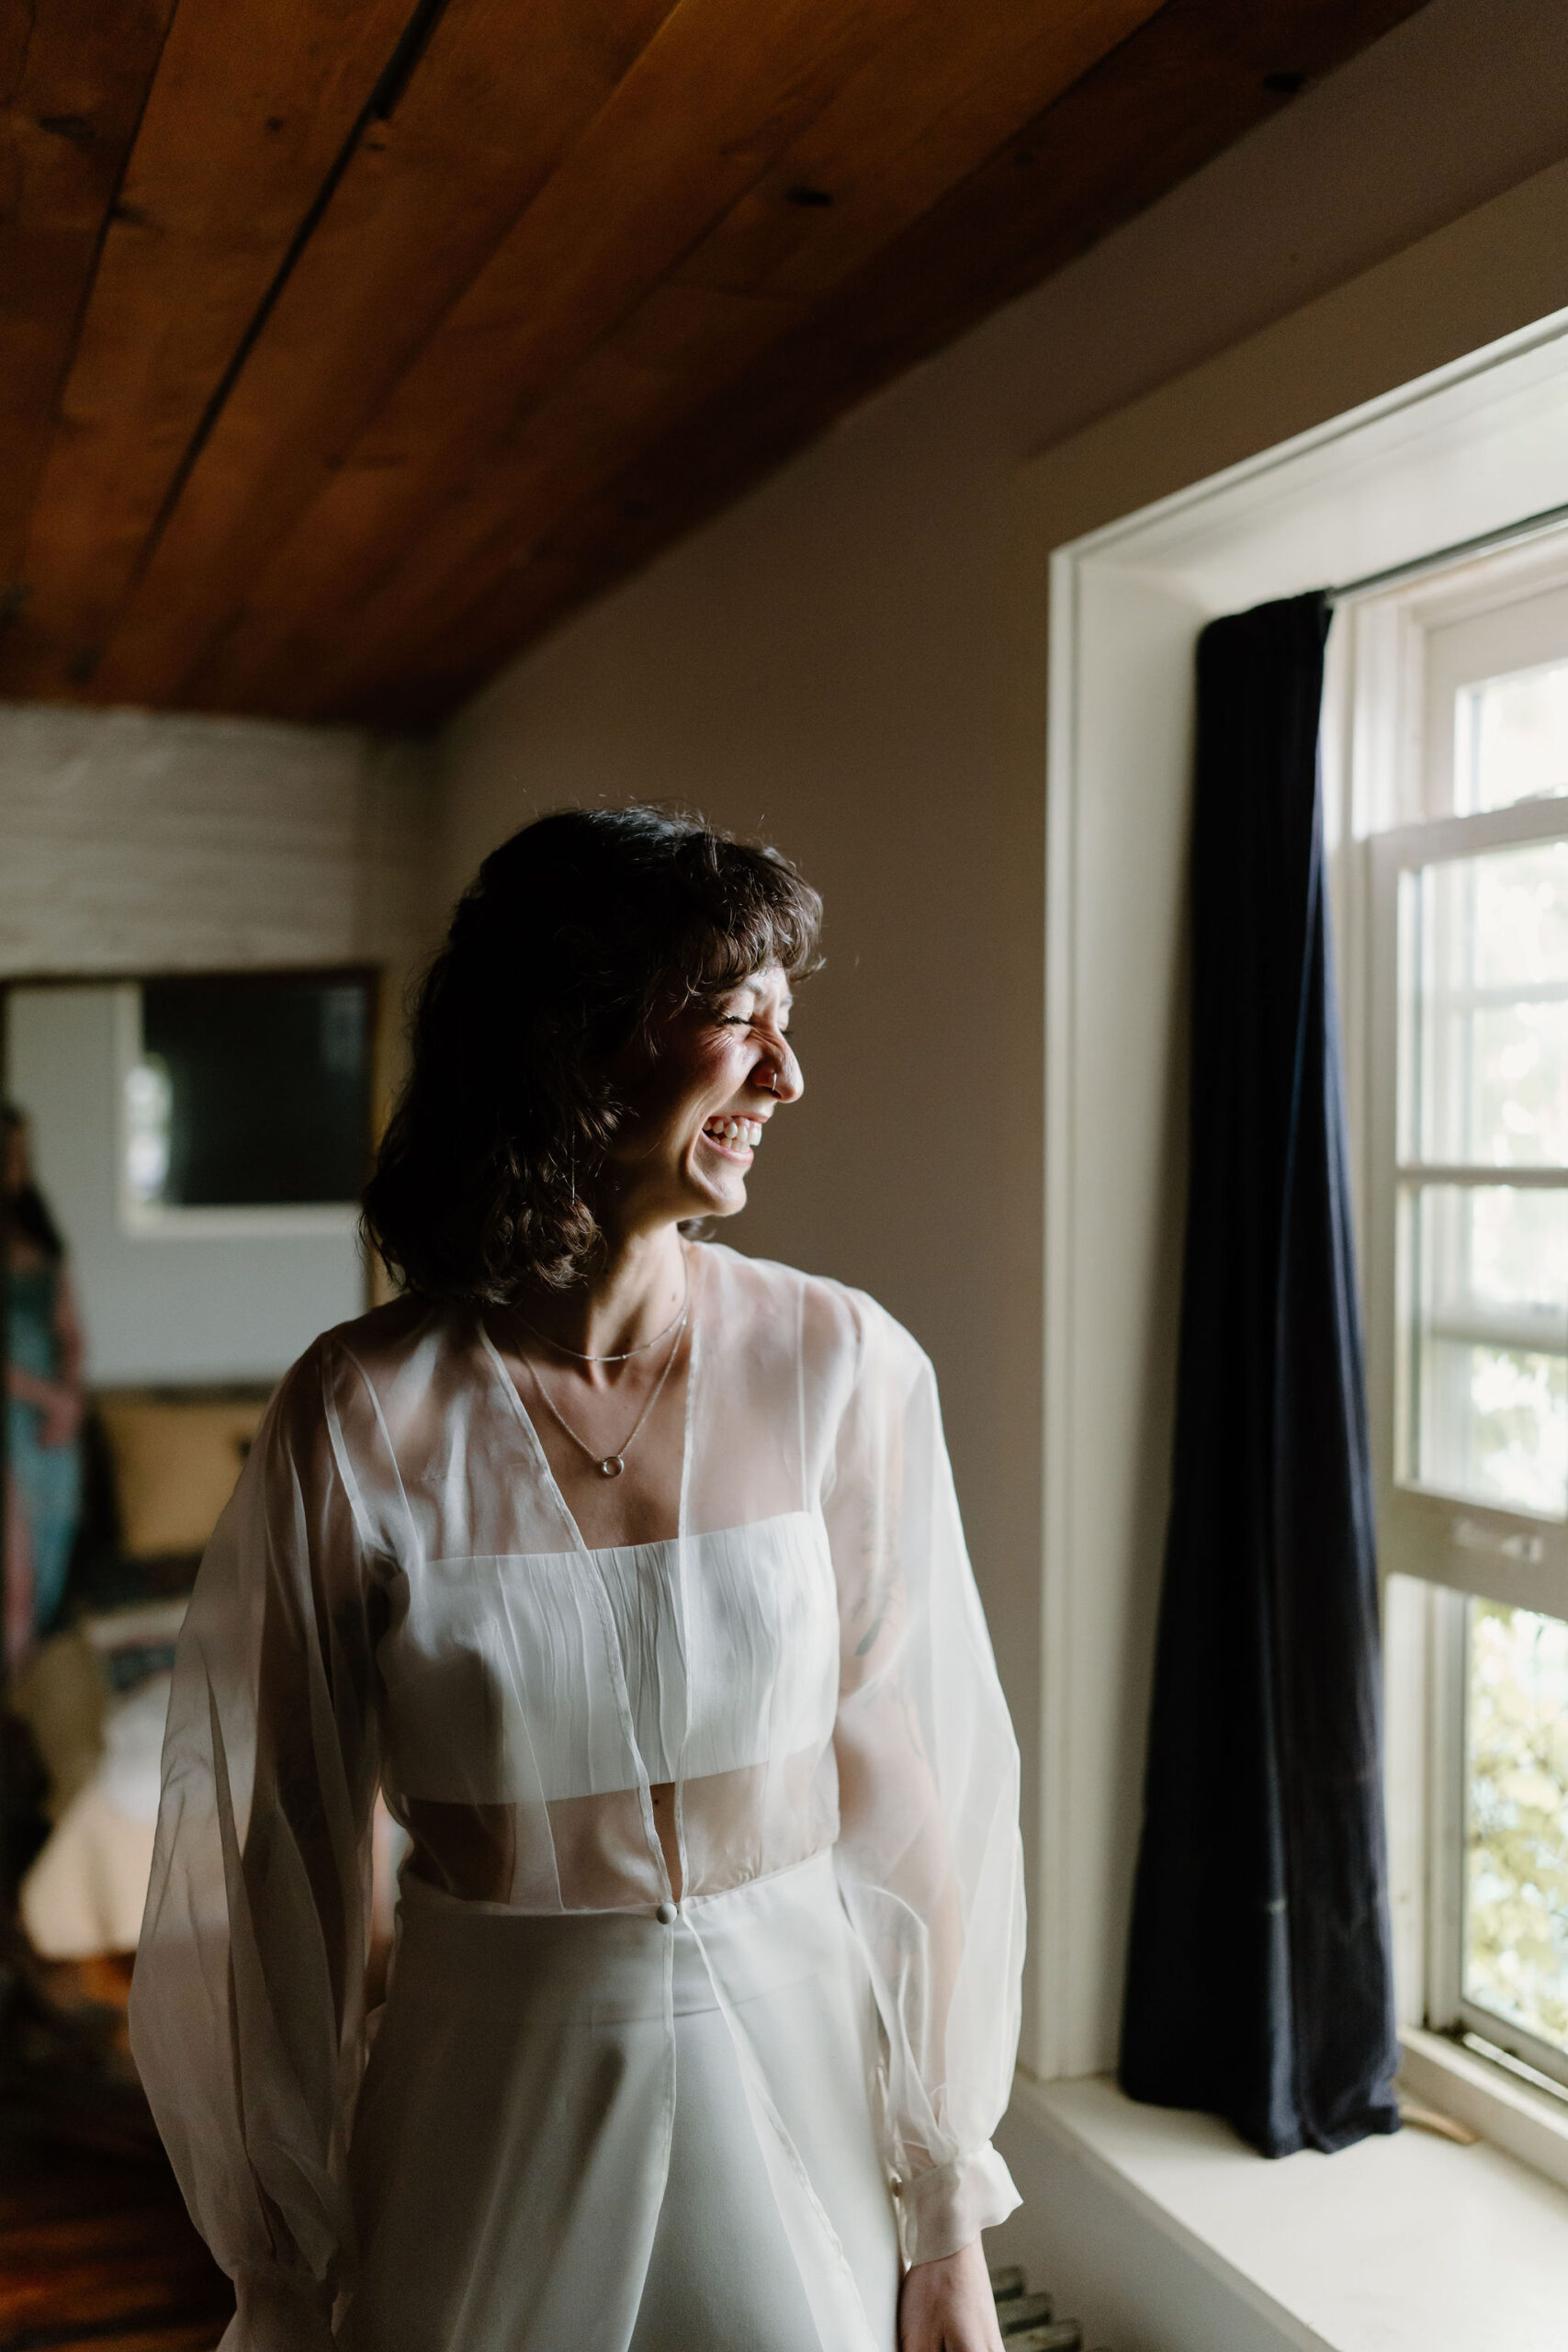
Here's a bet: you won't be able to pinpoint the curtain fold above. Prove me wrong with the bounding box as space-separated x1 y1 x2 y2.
1120 590 1401 2157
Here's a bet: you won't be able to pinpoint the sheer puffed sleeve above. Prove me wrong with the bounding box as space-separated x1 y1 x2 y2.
824 1289 1025 2267
130 1339 385 2349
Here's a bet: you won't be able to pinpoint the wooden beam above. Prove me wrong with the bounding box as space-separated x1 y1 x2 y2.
337 0 1434 728
0 0 416 698
0 0 176 630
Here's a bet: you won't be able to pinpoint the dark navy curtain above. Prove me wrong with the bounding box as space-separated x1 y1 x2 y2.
1119 591 1401 2157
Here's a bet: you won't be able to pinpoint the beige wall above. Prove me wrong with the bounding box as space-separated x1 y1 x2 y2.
434 0 1568 2062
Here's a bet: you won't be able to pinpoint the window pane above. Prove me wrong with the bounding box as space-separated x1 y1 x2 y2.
1405 1185 1568 1513
134 976 372 1208
1405 840 1568 1167
1464 1598 1568 2061
1457 658 1568 814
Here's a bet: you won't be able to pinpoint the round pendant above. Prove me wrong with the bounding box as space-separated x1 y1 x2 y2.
599 1454 626 1478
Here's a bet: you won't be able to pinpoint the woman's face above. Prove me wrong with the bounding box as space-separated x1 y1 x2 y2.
606 965 803 1233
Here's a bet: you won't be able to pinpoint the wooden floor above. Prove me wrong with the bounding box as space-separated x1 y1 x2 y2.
0 2114 233 2352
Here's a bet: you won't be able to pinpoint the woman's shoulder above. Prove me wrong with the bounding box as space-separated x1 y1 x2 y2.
254 1297 462 1482
698 1243 928 1379
268 1294 454 1413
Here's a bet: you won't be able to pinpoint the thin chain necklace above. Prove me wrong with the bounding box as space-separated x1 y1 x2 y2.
525 1299 688 1479
511 1263 690 1363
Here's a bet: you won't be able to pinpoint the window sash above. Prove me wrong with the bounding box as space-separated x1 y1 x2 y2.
1423 1586 1568 2098
1370 803 1568 1620
1344 549 1568 2145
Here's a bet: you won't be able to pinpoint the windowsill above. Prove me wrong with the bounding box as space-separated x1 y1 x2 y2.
1008 2071 1568 2352
1398 2024 1568 2196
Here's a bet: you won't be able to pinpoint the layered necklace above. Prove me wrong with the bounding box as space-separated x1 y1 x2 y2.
517 1257 690 1479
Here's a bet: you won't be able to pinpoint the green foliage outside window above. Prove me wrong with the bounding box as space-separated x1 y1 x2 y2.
1465 1599 1568 2055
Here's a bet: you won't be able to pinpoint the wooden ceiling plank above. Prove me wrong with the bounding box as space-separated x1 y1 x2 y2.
775 0 1434 382
671 0 1163 301
8 0 1434 726
351 548 600 729
76 0 680 710
354 0 1433 725
100 0 948 708
196 282 804 712
198 0 1162 716
0 0 177 618
0 0 416 698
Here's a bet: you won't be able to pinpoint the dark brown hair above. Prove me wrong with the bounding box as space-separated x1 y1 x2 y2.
362 806 822 1300
3 1104 65 1264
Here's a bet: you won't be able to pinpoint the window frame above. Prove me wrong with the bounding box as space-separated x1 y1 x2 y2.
111 968 376 1240
1344 538 1568 2119
1368 797 1568 1621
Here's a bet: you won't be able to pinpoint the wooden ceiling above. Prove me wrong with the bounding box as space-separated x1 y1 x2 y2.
2 0 1426 732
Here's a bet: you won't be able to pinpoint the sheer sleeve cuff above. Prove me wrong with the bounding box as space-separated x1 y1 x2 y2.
895 2142 1021 2267
223 2269 337 2351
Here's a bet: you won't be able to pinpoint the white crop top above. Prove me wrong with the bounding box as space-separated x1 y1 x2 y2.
381 1512 839 1803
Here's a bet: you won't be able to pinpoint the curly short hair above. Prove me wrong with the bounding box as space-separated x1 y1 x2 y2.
362 806 822 1299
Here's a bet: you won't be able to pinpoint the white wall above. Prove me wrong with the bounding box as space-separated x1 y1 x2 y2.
6 986 366 1385
0 699 438 1143
0 702 432 983
0 701 439 1378
0 706 430 983
433 0 1568 2077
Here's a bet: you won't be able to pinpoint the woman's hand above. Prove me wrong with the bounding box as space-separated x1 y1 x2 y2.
6 1363 52 1410
7 1366 82 1447
898 2238 1006 2352
39 1385 83 1448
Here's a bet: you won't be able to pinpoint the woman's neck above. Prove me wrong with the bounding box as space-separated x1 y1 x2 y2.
512 1227 689 1366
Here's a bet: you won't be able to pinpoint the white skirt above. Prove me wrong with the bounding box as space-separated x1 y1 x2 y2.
344 1850 901 2352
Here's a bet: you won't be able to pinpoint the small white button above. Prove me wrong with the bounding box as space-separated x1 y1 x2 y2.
656 1900 677 1926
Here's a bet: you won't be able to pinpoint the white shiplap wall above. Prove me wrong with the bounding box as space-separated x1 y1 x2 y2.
0 702 436 978
0 702 439 1374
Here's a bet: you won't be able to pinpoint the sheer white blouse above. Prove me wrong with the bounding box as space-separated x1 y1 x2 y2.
130 1244 1024 2342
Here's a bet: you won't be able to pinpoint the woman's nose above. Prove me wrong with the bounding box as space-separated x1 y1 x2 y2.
758 1038 804 1104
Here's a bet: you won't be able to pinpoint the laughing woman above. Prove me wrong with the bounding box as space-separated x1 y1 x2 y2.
130 807 1024 2352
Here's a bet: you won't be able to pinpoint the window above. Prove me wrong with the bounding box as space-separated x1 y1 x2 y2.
1463 1600 1568 2061
117 970 375 1236
1346 545 1568 2101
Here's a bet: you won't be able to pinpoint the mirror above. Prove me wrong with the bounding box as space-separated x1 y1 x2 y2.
0 968 378 2282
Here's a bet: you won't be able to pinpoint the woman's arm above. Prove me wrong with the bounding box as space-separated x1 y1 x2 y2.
824 1294 1025 2351
39 1269 85 1444
130 1341 384 2350
7 1269 85 1442
51 1266 85 1391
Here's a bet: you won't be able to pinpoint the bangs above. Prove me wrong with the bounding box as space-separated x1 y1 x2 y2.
669 838 823 999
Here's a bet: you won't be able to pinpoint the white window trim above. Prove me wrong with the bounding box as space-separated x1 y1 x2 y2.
1029 295 1568 2184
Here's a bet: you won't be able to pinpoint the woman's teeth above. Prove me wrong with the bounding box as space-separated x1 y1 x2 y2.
704 1116 762 1148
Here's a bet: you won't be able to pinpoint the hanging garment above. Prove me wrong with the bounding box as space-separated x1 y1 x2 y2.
130 1243 1025 2351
